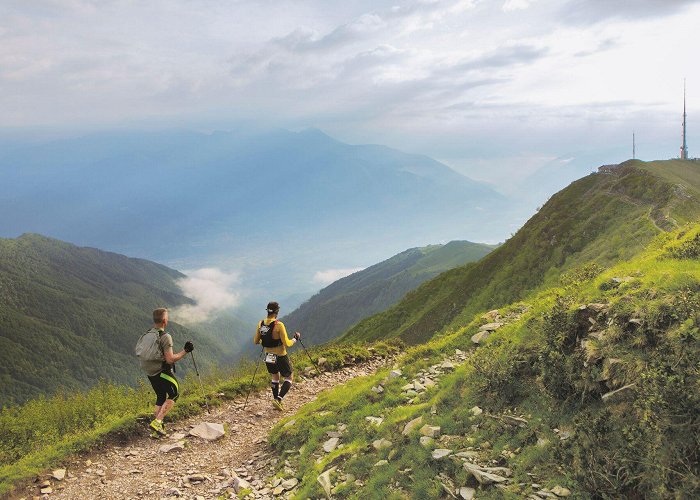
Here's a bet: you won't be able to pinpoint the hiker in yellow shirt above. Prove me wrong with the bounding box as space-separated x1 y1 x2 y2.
254 301 301 411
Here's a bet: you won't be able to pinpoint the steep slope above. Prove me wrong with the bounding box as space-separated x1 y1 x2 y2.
283 241 495 345
343 159 700 345
269 224 700 498
0 234 233 406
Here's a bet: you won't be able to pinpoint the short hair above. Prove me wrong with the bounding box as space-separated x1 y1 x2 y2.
266 301 280 314
153 308 168 324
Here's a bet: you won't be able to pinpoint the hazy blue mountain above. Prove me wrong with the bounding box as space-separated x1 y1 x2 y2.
0 128 510 305
0 233 244 406
282 240 496 345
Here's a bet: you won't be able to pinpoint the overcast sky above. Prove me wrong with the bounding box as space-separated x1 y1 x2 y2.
1 0 699 188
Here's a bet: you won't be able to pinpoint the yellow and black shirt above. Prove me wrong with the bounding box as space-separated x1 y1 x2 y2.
254 318 295 356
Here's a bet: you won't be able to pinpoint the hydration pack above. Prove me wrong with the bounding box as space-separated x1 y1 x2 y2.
259 320 283 348
135 328 164 372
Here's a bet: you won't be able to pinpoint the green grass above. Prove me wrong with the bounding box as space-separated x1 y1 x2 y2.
0 341 400 497
0 233 243 407
269 226 700 498
342 160 700 347
637 160 700 200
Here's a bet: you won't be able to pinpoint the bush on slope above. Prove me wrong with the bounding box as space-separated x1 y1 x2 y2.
270 226 700 498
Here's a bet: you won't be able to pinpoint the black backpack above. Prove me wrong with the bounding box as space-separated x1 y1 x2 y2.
259 320 283 348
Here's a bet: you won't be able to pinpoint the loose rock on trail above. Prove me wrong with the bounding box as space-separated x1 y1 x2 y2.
22 355 394 500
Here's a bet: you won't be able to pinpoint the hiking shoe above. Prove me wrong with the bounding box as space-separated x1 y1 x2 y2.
149 419 166 435
272 398 284 411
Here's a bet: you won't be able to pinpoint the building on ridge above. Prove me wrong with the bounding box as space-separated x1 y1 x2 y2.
598 164 621 174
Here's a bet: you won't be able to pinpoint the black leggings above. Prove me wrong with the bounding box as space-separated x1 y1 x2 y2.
148 371 179 406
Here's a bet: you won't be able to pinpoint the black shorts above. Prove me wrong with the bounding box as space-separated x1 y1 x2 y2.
148 370 179 406
265 353 293 378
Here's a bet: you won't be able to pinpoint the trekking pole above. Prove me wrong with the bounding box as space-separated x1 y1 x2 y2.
297 338 322 376
190 351 211 414
243 347 265 411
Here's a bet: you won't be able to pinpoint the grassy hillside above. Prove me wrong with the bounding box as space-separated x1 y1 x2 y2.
283 241 495 345
269 224 700 498
0 234 233 406
343 160 700 345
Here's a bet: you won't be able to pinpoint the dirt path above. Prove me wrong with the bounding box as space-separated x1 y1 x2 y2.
21 355 395 500
605 188 676 233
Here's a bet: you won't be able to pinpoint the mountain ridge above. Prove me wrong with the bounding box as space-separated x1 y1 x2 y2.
2 160 698 498
342 159 700 345
282 240 496 345
269 223 700 498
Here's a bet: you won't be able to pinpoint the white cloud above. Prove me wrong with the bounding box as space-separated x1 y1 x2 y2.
560 0 698 25
313 267 365 285
0 0 698 184
171 267 240 324
503 0 535 12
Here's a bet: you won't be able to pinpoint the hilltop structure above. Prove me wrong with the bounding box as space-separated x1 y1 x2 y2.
598 163 621 174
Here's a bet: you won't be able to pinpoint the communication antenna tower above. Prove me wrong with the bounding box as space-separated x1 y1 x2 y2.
680 79 688 160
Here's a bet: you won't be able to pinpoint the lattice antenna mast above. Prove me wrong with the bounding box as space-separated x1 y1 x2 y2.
681 79 688 160
632 131 636 159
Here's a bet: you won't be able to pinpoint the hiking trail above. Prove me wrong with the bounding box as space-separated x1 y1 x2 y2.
20 355 396 500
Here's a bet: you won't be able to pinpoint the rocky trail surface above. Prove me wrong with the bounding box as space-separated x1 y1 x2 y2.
18 355 396 500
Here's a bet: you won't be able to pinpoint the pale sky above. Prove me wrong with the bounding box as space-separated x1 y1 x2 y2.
1 0 698 188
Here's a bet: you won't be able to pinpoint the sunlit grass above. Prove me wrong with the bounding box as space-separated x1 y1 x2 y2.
268 226 700 498
0 341 399 496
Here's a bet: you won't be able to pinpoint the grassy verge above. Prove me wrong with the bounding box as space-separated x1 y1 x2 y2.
0 341 400 497
268 226 700 499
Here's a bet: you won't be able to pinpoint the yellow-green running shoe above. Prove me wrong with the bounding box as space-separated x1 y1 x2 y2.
149 419 166 435
272 398 284 411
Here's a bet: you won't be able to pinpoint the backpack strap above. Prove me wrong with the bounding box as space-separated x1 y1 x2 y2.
156 329 175 373
260 320 282 347
157 329 165 352
261 320 277 332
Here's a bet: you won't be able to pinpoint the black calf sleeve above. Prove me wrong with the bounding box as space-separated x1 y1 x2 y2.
271 381 279 399
279 380 292 399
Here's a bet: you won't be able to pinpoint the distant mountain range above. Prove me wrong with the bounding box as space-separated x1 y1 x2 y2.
0 234 245 406
344 159 700 345
0 128 511 306
282 240 496 345
0 233 496 406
